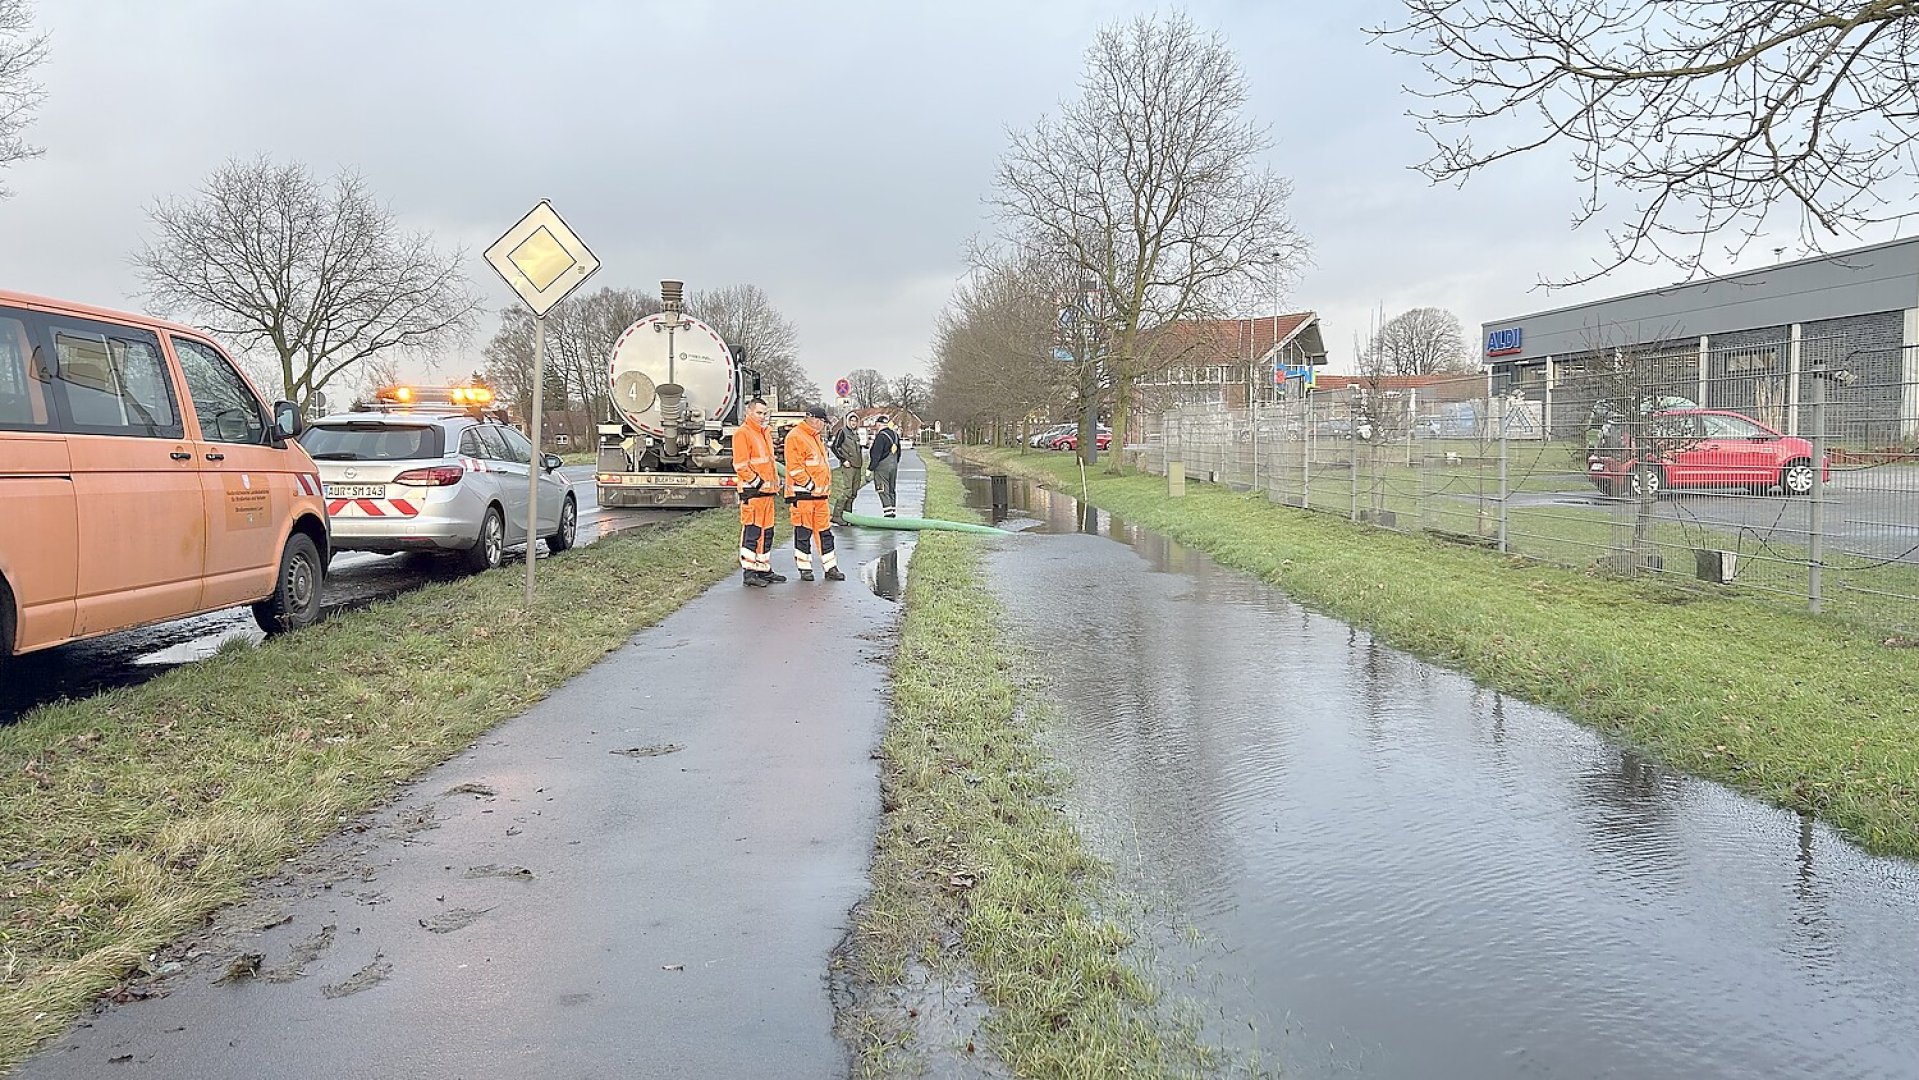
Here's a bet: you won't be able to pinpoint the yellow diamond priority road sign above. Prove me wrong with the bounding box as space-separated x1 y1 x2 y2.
485 200 600 317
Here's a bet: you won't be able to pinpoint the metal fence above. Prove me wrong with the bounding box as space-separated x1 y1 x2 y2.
1127 341 1919 637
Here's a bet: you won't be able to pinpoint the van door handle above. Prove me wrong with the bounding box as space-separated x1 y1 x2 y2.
170 451 193 461
205 451 226 462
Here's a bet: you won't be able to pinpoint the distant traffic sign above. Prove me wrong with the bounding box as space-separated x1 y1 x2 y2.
835 377 852 399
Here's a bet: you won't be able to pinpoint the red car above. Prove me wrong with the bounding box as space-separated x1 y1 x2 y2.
1586 408 1827 497
1054 429 1111 452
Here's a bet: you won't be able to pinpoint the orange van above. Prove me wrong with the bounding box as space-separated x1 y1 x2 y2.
0 291 330 661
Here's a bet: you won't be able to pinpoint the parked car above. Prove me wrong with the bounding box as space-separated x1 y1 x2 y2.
1030 423 1075 448
1585 408 1827 497
302 386 576 572
1054 426 1113 452
1 290 329 660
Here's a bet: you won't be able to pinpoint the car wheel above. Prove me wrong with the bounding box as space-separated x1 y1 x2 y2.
547 495 578 553
1629 464 1664 499
463 506 505 573
1781 459 1816 497
252 533 324 634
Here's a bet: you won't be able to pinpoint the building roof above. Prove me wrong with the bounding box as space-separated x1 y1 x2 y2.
1143 313 1328 368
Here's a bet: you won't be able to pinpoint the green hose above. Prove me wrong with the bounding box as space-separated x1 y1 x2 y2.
842 511 1010 535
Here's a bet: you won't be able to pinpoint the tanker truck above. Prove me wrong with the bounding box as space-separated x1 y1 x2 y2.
595 280 764 508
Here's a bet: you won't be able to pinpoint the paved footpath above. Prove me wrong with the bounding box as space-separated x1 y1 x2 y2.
20 456 930 1080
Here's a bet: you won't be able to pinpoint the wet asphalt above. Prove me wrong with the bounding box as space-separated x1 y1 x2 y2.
17 457 928 1080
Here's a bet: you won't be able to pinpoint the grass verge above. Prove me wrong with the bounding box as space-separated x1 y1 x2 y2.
0 510 740 1072
843 455 1229 1078
969 446 1919 860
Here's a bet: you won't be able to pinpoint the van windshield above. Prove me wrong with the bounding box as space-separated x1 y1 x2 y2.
301 423 444 461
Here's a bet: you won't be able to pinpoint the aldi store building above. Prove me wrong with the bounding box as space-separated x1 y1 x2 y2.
1480 237 1919 446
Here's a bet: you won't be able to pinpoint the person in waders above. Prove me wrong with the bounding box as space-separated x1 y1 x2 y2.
784 404 845 581
828 412 864 526
868 415 901 519
734 398 785 587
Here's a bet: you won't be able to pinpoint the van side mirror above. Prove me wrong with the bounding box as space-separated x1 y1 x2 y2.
274 401 304 440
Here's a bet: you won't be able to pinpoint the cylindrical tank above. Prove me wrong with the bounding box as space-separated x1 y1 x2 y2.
607 312 736 437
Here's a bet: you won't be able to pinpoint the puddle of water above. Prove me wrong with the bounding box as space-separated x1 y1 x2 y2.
864 549 905 601
961 468 1919 1079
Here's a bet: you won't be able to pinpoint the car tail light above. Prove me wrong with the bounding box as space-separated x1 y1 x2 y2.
393 465 464 486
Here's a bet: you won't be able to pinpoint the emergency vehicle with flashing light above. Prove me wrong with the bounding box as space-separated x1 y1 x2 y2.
301 384 576 572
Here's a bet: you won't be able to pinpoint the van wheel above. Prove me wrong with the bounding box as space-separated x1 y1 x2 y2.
0 574 16 659
252 534 324 634
546 495 578 553
464 506 505 573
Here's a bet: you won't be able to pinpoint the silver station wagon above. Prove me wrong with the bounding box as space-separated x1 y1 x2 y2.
300 386 577 572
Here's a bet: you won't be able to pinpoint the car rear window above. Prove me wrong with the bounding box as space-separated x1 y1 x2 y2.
301 423 445 461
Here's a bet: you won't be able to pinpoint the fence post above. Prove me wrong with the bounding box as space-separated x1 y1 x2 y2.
1251 401 1260 496
1302 402 1313 510
1498 403 1510 553
1808 356 1827 613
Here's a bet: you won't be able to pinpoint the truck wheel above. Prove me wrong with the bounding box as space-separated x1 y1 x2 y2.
252 533 324 634
463 506 506 573
546 495 578 553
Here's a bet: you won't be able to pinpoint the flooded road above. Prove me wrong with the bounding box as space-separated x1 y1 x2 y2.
963 471 1919 1079
0 469 673 724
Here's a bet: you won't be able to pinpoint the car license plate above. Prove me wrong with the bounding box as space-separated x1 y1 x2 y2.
656 475 692 485
325 484 386 498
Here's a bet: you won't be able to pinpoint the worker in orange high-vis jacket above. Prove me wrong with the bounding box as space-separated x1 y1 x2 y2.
784 404 845 582
734 398 785 587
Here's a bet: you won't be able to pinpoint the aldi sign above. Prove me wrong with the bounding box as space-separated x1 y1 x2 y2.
1485 327 1524 357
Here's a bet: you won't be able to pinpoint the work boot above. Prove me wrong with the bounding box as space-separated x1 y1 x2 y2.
763 569 788 583
824 567 846 582
743 570 768 588
799 569 815 581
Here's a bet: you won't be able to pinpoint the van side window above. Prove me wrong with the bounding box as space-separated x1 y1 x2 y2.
172 337 268 445
496 425 534 464
44 318 183 438
474 424 511 461
0 309 54 431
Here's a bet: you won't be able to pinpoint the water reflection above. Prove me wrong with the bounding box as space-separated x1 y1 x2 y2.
864 549 903 602
963 467 1919 1079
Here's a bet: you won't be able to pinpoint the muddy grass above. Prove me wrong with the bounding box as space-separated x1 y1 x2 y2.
838 455 1248 1079
0 510 741 1073
965 446 1919 861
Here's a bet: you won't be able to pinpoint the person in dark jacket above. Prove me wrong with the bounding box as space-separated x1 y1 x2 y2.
828 414 865 525
868 416 901 518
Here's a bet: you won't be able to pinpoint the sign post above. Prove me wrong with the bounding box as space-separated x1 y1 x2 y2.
484 199 601 609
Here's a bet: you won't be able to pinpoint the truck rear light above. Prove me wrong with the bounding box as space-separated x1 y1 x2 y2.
720 477 737 487
393 465 464 486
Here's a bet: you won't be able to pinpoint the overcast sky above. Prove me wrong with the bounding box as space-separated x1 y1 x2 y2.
1 0 1898 390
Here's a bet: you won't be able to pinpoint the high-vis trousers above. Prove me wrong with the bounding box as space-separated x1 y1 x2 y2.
790 496 836 575
739 494 776 573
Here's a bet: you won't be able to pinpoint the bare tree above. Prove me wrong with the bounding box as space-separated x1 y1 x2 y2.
688 284 816 408
1563 332 1707 572
134 157 480 410
846 368 890 409
0 0 47 194
993 12 1307 465
1373 2 1919 281
1360 307 1475 376
890 374 929 417
928 247 1073 444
